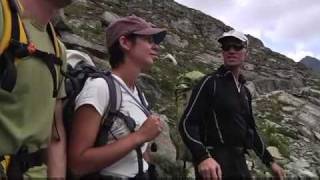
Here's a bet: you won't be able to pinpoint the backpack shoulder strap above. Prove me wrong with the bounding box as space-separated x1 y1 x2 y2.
95 72 122 146
0 0 24 91
47 22 61 58
103 72 122 118
95 73 145 175
136 85 150 111
0 0 27 53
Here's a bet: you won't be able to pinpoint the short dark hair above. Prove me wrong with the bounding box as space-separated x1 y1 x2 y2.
108 34 138 69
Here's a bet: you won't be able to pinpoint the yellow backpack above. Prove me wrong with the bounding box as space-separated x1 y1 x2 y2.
0 0 63 97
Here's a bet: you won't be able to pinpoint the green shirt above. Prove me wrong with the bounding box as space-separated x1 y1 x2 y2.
0 2 66 155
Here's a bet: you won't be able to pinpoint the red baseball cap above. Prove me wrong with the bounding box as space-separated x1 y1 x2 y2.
105 15 167 48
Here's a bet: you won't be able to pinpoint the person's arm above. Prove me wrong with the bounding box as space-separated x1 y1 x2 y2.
250 116 285 179
47 99 67 178
68 105 162 176
47 40 68 178
178 75 213 164
245 88 274 167
179 76 222 179
251 126 274 166
246 89 285 179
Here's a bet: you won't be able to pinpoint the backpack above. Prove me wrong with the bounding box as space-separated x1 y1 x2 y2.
0 0 63 97
175 71 206 163
63 50 149 177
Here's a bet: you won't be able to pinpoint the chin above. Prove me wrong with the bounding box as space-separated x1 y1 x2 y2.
225 62 242 67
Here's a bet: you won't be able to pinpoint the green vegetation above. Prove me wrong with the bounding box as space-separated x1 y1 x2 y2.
255 95 292 158
255 95 283 123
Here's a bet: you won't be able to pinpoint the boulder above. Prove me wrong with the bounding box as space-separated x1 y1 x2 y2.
162 53 178 65
277 92 305 107
137 74 162 108
194 53 222 65
60 32 106 58
101 11 121 26
166 33 189 48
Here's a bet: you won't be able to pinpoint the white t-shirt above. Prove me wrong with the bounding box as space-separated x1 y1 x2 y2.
75 74 149 178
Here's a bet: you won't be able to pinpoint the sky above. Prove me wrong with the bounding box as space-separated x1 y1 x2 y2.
175 0 320 62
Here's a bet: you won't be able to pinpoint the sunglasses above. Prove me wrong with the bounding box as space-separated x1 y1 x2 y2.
221 43 245 51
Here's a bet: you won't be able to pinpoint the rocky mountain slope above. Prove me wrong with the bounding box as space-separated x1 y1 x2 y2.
55 0 320 178
300 56 320 73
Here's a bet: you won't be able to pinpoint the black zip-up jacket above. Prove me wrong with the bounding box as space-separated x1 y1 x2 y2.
179 65 274 166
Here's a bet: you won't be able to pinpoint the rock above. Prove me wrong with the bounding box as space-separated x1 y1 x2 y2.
149 114 179 178
246 81 258 98
91 55 110 70
101 11 121 26
307 97 320 106
254 79 304 94
194 53 222 65
171 18 195 34
302 137 311 143
247 35 264 48
309 89 320 99
313 131 320 141
290 159 310 169
267 146 284 160
277 92 305 107
150 114 176 162
246 160 254 171
299 169 318 178
243 71 261 81
282 106 296 113
243 63 255 71
52 10 71 32
137 74 162 108
298 126 313 139
60 0 320 178
166 33 189 48
60 32 106 58
162 53 178 65
297 104 320 128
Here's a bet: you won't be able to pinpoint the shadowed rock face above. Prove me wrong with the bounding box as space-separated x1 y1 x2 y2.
300 56 320 73
57 0 320 178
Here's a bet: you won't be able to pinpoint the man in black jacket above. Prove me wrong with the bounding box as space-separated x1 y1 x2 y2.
179 30 285 179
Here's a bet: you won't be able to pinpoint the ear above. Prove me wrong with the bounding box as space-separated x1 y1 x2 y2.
119 35 133 51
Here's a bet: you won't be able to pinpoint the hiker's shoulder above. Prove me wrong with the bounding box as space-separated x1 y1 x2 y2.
76 77 110 105
193 73 216 92
84 77 110 90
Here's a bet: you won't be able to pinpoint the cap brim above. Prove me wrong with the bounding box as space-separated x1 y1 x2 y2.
134 28 167 44
218 36 245 44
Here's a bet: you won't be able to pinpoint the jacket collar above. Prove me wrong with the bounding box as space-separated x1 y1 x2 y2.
216 65 246 84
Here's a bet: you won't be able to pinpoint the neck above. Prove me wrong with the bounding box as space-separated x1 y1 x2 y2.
21 0 57 26
226 65 241 79
112 61 141 90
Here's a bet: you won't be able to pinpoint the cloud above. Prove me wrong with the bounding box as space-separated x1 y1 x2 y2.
175 0 320 61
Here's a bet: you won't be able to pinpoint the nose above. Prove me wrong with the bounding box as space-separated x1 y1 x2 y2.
152 43 160 51
227 47 237 53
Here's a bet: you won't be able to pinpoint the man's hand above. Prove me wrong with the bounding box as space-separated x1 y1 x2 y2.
271 162 285 180
198 158 222 180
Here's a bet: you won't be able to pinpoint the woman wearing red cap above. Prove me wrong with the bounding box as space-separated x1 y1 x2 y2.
67 15 166 179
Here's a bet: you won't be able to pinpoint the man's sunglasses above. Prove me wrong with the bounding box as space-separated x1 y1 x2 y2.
221 44 245 51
